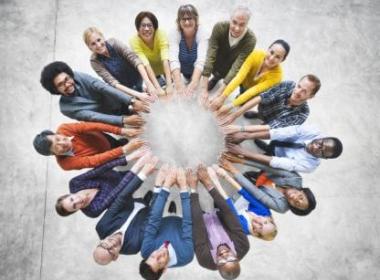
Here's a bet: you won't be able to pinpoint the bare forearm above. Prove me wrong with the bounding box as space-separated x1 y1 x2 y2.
162 60 172 86
236 96 261 116
137 64 155 89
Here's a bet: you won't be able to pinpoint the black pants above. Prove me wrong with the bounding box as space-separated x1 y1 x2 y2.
102 133 128 148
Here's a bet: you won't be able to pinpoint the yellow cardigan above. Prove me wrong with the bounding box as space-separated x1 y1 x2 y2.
223 49 283 106
129 29 169 75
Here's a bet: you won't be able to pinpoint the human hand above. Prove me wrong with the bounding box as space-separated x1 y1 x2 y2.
216 103 234 117
226 143 247 158
132 99 150 113
198 89 210 109
186 168 198 190
125 146 150 161
176 167 187 190
131 152 152 173
174 81 186 95
141 156 159 176
209 94 226 112
123 114 145 127
137 92 156 103
122 127 144 138
197 164 213 191
163 166 177 188
184 80 198 97
218 155 239 174
218 112 239 126
212 164 229 179
225 132 251 144
122 138 146 154
165 83 174 95
222 125 241 135
155 164 169 186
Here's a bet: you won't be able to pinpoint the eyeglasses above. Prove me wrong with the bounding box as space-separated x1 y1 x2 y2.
180 17 194 22
140 23 153 29
56 75 73 90
217 256 238 266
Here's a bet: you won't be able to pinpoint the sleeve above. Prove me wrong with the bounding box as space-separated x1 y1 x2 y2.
260 81 294 105
190 193 215 269
67 109 123 126
223 33 256 84
59 122 122 135
235 173 288 213
269 157 317 173
129 35 150 66
270 124 321 142
232 67 283 106
226 198 240 218
157 30 169 61
223 50 255 97
194 26 208 71
69 157 127 192
270 105 309 129
180 192 192 240
111 38 142 68
84 73 132 105
95 174 143 238
168 30 180 70
58 147 124 170
90 56 119 87
202 23 221 77
87 171 135 218
141 189 170 258
238 188 271 215
210 189 249 260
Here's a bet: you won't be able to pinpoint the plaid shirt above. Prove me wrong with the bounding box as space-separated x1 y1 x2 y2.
258 81 309 128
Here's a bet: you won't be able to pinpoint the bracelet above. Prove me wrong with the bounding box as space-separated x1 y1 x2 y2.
240 126 245 132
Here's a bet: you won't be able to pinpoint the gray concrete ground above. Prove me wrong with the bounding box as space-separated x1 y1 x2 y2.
1 0 380 279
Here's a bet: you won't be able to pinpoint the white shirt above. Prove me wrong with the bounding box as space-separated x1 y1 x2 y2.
228 28 247 48
269 124 323 173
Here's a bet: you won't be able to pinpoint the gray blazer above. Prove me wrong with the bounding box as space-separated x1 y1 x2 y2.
59 72 132 126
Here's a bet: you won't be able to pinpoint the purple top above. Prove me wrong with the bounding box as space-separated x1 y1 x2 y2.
203 211 237 263
69 157 134 218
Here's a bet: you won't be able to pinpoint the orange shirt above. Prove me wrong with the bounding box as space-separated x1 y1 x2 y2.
56 122 123 170
256 173 275 188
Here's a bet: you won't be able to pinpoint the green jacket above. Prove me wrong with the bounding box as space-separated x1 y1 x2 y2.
202 21 256 84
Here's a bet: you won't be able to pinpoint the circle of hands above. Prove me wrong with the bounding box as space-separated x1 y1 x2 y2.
123 88 256 189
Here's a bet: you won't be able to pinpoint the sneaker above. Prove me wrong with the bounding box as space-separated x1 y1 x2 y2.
243 111 259 119
207 78 220 91
168 201 177 214
254 139 271 153
243 171 260 183
143 190 153 205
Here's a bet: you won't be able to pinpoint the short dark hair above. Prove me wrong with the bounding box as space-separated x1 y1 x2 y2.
139 259 164 280
288 187 316 216
135 11 159 31
219 263 241 280
55 194 75 217
300 74 321 96
325 137 343 159
33 130 55 156
40 61 74 95
269 39 291 61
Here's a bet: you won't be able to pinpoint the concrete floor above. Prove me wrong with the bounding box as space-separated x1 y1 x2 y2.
1 0 380 279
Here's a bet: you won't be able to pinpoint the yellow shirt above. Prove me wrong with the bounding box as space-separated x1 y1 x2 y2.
129 29 169 75
223 49 283 106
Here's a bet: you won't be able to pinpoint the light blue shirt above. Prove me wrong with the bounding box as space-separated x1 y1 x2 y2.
269 124 323 173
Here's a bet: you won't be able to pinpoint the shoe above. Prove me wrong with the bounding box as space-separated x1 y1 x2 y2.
117 138 129 146
143 190 153 205
168 201 177 214
254 139 271 153
243 111 259 119
207 78 219 91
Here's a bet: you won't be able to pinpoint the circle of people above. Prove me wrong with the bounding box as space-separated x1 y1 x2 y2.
33 4 343 280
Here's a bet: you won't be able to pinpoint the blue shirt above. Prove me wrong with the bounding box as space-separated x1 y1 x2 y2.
178 33 198 78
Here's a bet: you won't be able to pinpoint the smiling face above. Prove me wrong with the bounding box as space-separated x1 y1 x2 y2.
145 246 169 272
250 214 276 237
264 43 287 69
179 13 196 35
87 32 107 55
229 11 249 38
53 72 75 96
307 138 336 158
285 188 309 210
61 193 87 212
138 17 155 44
289 77 316 105
47 134 73 155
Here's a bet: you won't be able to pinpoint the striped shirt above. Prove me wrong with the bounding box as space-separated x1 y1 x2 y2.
258 81 309 128
178 34 198 78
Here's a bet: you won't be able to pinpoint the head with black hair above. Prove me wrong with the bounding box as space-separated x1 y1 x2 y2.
285 187 317 216
307 137 343 159
40 61 75 95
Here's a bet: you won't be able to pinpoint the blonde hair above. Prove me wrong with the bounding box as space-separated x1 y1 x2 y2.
83 27 104 46
176 4 199 31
